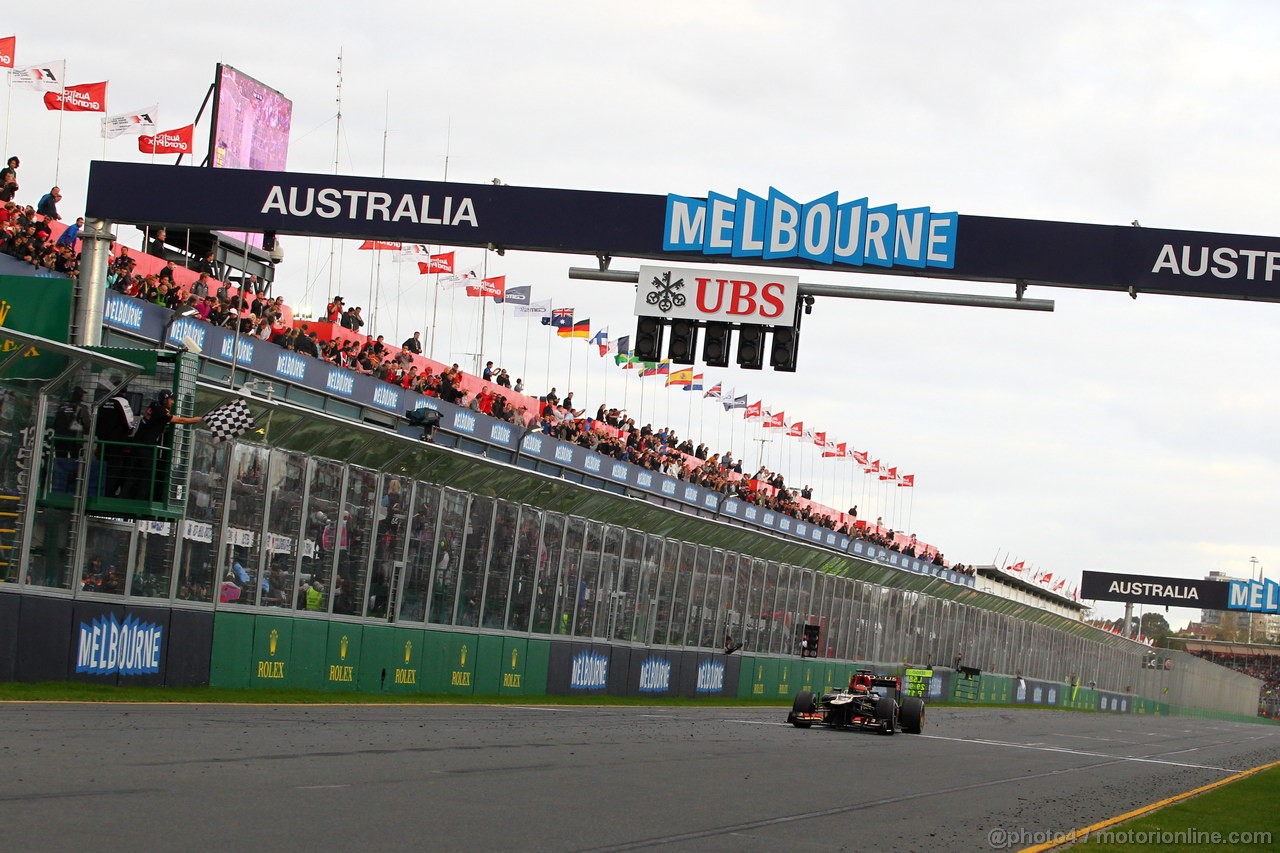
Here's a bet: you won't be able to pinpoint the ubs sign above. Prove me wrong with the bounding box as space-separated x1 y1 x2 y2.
636 265 798 327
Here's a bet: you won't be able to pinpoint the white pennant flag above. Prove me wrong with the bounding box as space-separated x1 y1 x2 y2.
439 265 481 289
393 243 431 263
515 298 552 318
10 59 65 92
101 104 158 139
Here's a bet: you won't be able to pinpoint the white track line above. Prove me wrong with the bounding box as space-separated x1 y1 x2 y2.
916 733 1240 773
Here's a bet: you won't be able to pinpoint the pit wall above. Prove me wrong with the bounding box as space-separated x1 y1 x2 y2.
0 599 1263 724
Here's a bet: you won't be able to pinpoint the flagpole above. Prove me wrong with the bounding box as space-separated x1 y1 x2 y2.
54 68 66 184
477 252 488 375
2 73 11 163
522 310 531 388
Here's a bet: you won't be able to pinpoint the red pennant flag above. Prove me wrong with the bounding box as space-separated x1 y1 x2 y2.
466 275 505 299
0 36 14 69
43 81 108 112
358 240 402 251
138 124 194 154
786 421 804 438
813 431 827 447
743 401 762 419
416 251 454 274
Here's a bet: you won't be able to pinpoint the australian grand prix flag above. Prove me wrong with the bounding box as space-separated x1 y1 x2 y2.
662 188 958 271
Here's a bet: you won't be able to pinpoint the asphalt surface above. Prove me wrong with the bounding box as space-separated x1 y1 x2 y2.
1 702 1277 852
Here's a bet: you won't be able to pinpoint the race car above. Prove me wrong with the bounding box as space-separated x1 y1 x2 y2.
786 669 925 735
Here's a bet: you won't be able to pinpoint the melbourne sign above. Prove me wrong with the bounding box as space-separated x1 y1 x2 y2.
635 265 798 326
662 189 957 270
75 613 164 676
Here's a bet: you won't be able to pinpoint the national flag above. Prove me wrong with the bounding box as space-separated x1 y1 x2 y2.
589 327 609 355
100 104 158 139
467 275 504 299
722 394 747 411
138 124 194 155
358 240 402 251
616 335 631 356
786 421 804 438
501 285 531 306
640 360 670 378
541 307 574 328
704 382 723 400
744 400 762 419
822 442 847 458
897 474 915 488
516 298 551 319
0 36 14 69
10 59 64 92
615 353 640 369
879 466 898 481
416 251 455 274
683 373 704 391
43 80 107 112
666 368 694 388
762 411 786 428
202 398 255 442
813 431 827 447
559 318 590 339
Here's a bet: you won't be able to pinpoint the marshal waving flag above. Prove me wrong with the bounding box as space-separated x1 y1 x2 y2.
202 399 255 442
101 105 158 139
139 124 194 154
0 36 14 69
43 81 107 112
417 251 455 274
10 59 64 91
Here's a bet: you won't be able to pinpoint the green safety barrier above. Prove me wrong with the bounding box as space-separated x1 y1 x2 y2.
322 622 362 691
209 611 255 689
356 625 427 694
251 614 295 688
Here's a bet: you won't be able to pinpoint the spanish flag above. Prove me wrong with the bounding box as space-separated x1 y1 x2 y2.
666 368 694 388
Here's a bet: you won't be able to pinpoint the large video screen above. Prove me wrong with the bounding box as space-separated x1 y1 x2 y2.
210 64 292 253
210 64 292 172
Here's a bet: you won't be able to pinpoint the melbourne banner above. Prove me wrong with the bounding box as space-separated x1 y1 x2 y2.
75 613 165 676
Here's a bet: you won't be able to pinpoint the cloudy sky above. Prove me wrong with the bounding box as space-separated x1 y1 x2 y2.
5 3 1277 627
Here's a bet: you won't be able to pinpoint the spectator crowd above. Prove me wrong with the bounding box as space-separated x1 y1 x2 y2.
1 150 959 570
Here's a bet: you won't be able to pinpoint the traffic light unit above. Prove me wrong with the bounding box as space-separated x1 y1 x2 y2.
631 315 803 372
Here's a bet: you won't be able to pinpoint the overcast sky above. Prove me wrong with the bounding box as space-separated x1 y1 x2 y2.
6 3 1277 627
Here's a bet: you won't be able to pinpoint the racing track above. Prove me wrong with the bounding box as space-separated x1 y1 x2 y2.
1 702 1277 852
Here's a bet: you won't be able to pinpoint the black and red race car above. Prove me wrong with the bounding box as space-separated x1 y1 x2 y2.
786 669 925 735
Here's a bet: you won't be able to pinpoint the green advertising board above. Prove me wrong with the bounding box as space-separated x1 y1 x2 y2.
0 275 73 342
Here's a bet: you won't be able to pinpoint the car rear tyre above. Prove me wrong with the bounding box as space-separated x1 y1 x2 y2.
790 690 816 728
900 696 925 734
875 696 898 735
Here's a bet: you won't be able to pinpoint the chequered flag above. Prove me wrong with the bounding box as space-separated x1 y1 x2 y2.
202 399 255 442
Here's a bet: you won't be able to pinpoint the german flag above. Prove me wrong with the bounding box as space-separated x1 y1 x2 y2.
558 318 591 338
